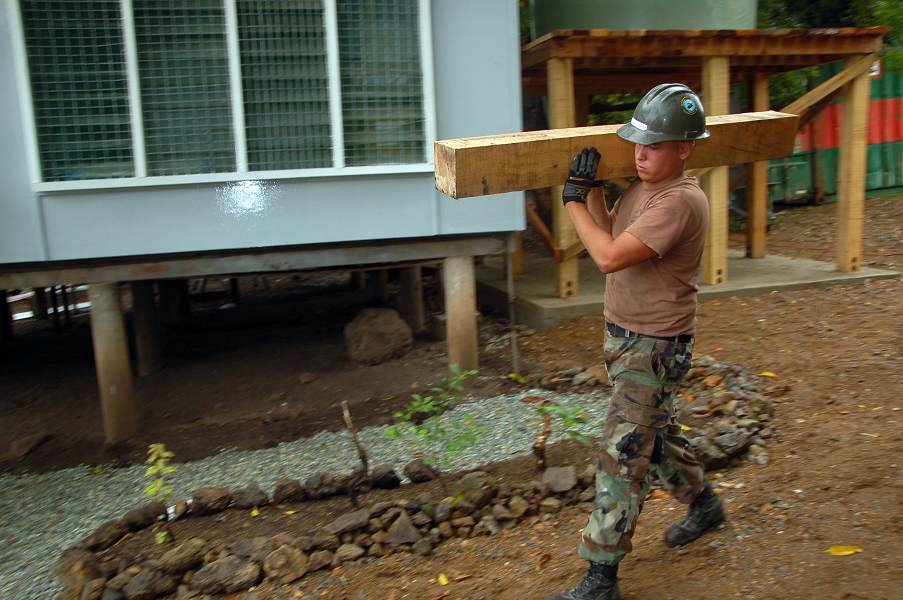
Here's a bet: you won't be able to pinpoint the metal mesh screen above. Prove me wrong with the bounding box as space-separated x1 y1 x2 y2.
20 1 133 181
237 0 332 171
338 0 425 166
134 0 235 176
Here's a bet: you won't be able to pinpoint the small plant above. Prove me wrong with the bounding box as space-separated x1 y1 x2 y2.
522 396 593 471
144 443 175 544
385 365 483 468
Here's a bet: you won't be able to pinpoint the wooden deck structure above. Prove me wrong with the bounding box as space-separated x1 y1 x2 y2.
520 27 890 296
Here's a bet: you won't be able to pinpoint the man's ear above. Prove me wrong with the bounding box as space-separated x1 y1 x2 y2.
678 141 695 161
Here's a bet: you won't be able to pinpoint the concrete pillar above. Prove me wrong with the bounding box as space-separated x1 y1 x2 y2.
442 256 478 371
398 266 426 333
88 283 137 444
131 281 162 377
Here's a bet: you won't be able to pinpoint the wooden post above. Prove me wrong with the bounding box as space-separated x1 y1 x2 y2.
837 60 870 272
442 256 478 371
367 270 390 304
511 231 525 279
701 57 730 285
547 57 579 298
398 266 426 333
0 290 12 342
88 283 137 443
32 287 49 320
131 281 161 377
747 72 769 258
158 279 190 326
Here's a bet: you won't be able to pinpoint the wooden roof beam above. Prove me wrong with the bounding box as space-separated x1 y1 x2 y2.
434 111 799 199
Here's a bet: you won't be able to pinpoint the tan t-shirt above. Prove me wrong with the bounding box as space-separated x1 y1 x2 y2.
603 174 709 336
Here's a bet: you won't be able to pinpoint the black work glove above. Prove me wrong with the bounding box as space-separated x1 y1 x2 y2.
562 147 601 205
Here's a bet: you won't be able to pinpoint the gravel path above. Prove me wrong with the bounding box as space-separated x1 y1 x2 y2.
0 389 611 599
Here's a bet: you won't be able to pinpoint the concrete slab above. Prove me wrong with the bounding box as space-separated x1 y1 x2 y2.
477 249 900 331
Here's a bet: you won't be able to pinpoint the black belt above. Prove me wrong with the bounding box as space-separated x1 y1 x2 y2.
606 322 694 344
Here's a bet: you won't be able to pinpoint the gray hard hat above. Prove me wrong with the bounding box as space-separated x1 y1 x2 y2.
617 83 710 145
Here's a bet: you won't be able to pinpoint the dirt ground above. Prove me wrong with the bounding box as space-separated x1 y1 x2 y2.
2 194 902 598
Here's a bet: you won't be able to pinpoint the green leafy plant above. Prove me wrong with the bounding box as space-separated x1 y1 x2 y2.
144 443 175 544
385 365 483 468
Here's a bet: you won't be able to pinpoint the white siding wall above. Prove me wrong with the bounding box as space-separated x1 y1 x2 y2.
0 0 524 263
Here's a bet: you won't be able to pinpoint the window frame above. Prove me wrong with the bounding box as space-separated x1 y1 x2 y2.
8 0 437 193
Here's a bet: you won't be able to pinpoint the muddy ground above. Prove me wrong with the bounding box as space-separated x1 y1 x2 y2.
1 194 901 598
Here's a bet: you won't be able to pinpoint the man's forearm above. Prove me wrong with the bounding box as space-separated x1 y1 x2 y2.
585 188 611 232
566 202 615 271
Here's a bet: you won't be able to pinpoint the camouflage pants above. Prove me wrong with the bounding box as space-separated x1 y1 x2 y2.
578 330 705 565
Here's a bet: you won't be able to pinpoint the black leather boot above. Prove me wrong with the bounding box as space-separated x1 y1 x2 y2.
664 481 725 547
549 561 620 600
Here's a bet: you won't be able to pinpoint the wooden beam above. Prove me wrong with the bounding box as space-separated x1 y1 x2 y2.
88 283 137 444
836 63 870 272
701 56 730 285
398 266 426 332
435 111 798 199
547 57 580 298
442 256 478 371
747 73 770 259
131 281 161 377
782 53 875 115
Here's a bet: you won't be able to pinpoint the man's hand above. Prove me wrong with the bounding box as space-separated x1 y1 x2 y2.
562 147 601 205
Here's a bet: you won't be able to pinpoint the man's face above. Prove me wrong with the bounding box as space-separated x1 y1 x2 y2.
634 141 694 184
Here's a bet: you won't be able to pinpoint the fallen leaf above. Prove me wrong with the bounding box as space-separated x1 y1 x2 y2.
759 371 778 379
437 573 449 586
454 575 472 582
536 553 552 571
284 510 297 515
859 433 880 438
825 545 863 556
679 423 692 432
250 507 260 517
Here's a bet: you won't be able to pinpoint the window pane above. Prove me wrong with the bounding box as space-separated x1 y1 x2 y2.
21 1 133 181
134 0 234 176
338 0 424 166
238 0 332 171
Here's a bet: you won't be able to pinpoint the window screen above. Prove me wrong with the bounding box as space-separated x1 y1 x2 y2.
338 0 425 166
133 0 235 176
238 0 332 171
20 1 133 181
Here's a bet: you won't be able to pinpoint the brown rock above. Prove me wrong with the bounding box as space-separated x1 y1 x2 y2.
171 500 189 521
434 499 453 522
6 431 52 459
81 520 127 552
272 479 306 504
369 500 395 517
449 471 496 508
437 521 454 538
368 542 386 557
311 530 340 551
542 466 578 493
344 308 413 364
385 511 421 545
507 496 530 518
263 545 308 584
578 464 596 488
230 536 276 563
332 543 365 566
307 550 333 572
122 568 178 600
79 579 106 600
105 571 132 592
540 498 562 513
54 547 102 590
403 459 439 483
159 538 207 574
412 538 433 555
472 516 501 536
450 516 475 528
411 512 432 527
231 485 269 509
191 556 260 594
191 488 232 515
491 503 514 521
702 374 724 389
369 464 402 489
324 508 371 535
120 502 166 532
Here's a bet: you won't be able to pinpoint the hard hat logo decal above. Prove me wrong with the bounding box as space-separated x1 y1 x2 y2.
680 96 698 115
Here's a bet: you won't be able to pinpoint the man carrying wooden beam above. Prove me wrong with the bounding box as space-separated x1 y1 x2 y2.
552 84 724 600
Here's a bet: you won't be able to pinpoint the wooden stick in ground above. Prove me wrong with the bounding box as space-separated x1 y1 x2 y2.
522 395 553 471
341 400 369 507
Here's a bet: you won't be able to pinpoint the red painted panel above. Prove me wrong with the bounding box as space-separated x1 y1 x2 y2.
797 98 901 151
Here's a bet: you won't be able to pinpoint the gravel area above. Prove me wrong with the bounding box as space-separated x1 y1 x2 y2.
0 388 611 599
